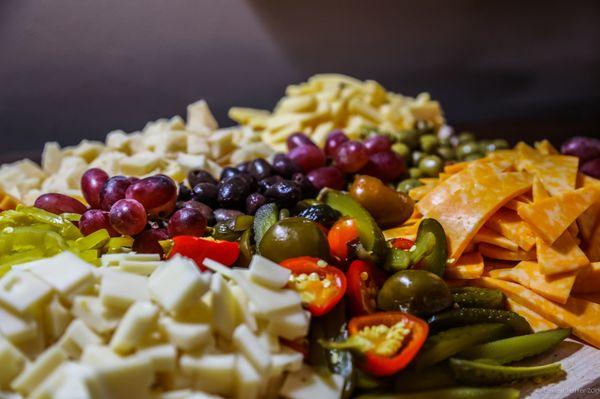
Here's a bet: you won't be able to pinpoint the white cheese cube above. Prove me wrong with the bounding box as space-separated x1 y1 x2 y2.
0 270 53 314
202 258 234 278
280 365 344 399
100 269 150 310
151 390 222 399
0 305 38 344
81 345 122 367
172 298 212 324
26 252 94 297
72 296 123 334
120 260 163 276
137 344 177 373
180 354 236 397
42 141 62 174
187 100 218 131
15 327 46 360
231 285 257 333
0 337 27 389
11 345 67 395
186 135 210 155
210 273 239 338
148 256 210 314
28 362 67 399
110 301 159 355
249 255 292 289
258 330 280 353
233 324 271 374
94 355 154 399
270 348 304 377
58 319 104 358
231 270 302 316
120 152 162 176
159 317 212 352
176 153 208 171
44 296 73 341
267 307 310 341
234 355 261 399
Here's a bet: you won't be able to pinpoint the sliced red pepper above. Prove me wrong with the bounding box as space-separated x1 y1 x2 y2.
392 237 415 250
168 236 239 270
348 312 428 376
346 260 387 316
327 217 360 261
280 256 347 317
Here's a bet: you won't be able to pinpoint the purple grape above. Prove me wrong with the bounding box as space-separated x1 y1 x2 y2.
34 193 87 215
109 199 147 236
288 144 326 173
324 130 350 158
100 176 132 211
334 141 369 173
561 137 600 163
581 158 600 179
364 135 392 155
81 168 109 209
133 229 169 256
192 183 219 207
248 158 272 180
287 132 316 151
168 208 207 237
126 175 177 217
79 209 119 236
272 154 300 178
307 167 346 190
181 200 214 225
246 193 267 215
188 169 217 187
360 151 406 182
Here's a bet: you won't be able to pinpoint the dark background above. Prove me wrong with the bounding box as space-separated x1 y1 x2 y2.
1 0 599 162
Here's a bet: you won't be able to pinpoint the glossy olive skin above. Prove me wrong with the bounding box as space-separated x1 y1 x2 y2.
258 217 330 263
349 175 414 229
377 269 452 316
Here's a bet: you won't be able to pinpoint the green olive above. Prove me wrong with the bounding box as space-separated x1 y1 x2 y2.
418 155 444 177
409 167 424 179
377 269 453 316
458 131 476 144
420 134 439 154
392 142 411 160
397 178 424 194
437 146 455 161
258 217 329 263
456 142 480 159
493 139 509 150
397 130 421 150
412 151 424 166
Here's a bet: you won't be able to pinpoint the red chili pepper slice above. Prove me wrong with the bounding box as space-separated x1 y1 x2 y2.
349 311 428 376
392 237 415 250
346 260 387 316
328 217 360 261
280 256 347 317
168 236 239 270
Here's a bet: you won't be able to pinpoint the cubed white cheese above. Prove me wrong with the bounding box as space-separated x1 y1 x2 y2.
234 355 261 399
28 361 67 399
58 319 103 358
249 255 292 289
0 305 38 344
15 327 46 359
186 135 210 155
270 348 304 377
172 298 212 324
44 296 73 341
119 152 161 175
11 345 67 396
202 258 234 279
159 317 212 352
231 285 257 332
25 252 94 297
257 330 280 353
110 301 159 355
137 344 177 373
71 296 123 334
180 354 236 397
280 365 344 399
81 345 122 367
232 270 302 316
187 100 218 131
120 260 163 276
148 256 210 314
0 270 53 314
0 337 27 389
94 355 154 399
210 273 239 338
267 307 310 341
233 324 271 374
100 269 150 310
177 153 208 171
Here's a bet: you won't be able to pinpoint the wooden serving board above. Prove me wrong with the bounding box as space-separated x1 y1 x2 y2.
519 339 600 398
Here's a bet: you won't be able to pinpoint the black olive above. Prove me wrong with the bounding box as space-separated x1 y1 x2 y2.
177 183 192 202
217 176 251 209
188 169 217 187
258 175 284 193
264 180 301 209
214 208 244 223
272 154 301 178
248 158 273 180
292 172 317 199
246 193 267 215
220 167 241 181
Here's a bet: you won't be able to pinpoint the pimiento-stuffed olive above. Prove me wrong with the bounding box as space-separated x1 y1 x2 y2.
258 217 330 262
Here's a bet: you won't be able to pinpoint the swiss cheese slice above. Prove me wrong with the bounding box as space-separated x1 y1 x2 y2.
473 227 519 251
536 231 589 275
474 277 600 348
518 185 599 244
417 163 531 259
506 298 557 332
485 208 536 251
488 261 576 304
479 243 536 261
445 252 484 280
573 262 600 294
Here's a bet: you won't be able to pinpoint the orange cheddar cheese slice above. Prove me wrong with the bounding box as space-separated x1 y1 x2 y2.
485 208 536 251
488 261 576 304
518 185 600 244
417 163 531 259
504 199 529 213
0 190 20 211
408 184 435 201
445 252 484 280
444 161 469 174
418 178 439 185
479 243 536 261
587 222 600 262
577 174 600 244
474 277 600 348
506 298 557 332
534 140 559 156
383 220 421 241
573 262 600 294
536 231 589 275
532 175 550 202
473 227 519 252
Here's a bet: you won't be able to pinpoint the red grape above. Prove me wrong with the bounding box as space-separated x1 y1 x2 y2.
288 144 326 173
133 229 169 256
334 141 369 173
364 135 392 155
79 209 119 236
581 158 600 179
100 176 132 211
126 175 177 217
360 150 406 182
307 166 346 190
287 132 316 151
109 199 147 236
168 208 207 237
34 193 87 215
81 168 109 209
324 130 349 157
